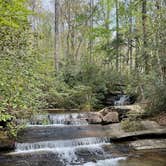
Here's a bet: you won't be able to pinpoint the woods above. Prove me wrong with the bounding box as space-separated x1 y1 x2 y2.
0 0 166 136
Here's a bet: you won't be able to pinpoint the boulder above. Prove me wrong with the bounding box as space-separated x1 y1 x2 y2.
102 112 119 124
86 112 103 124
99 108 110 116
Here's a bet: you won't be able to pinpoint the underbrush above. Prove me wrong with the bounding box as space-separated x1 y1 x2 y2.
121 118 145 132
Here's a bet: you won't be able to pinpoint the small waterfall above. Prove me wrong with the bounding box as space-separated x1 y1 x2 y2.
14 137 110 165
5 112 127 166
114 95 130 106
15 137 110 152
48 113 88 126
28 113 88 126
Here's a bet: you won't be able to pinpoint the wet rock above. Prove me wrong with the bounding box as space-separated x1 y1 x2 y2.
0 152 64 166
86 112 103 124
102 112 119 124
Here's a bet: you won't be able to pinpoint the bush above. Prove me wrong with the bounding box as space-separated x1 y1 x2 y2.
121 119 145 132
126 71 166 115
145 80 166 115
52 62 129 109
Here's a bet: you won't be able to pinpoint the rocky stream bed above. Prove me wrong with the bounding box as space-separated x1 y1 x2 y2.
0 105 166 166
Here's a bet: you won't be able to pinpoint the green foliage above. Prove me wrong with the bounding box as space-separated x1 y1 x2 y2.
0 27 44 115
121 119 145 132
42 77 96 110
0 0 45 136
42 61 128 110
0 113 12 122
144 76 166 115
0 0 31 28
126 71 166 115
0 0 165 138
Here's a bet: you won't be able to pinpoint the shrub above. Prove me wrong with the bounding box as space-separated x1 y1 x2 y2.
121 119 145 132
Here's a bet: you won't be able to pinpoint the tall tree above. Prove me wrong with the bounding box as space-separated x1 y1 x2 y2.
129 0 133 71
142 0 148 73
54 0 60 72
115 0 119 71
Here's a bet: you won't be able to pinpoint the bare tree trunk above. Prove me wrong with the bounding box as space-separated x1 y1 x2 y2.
66 0 71 59
155 0 164 81
89 0 94 63
142 0 148 73
129 0 133 72
106 0 111 68
54 0 60 72
116 0 119 71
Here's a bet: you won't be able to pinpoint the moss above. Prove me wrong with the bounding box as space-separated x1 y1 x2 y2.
121 119 145 132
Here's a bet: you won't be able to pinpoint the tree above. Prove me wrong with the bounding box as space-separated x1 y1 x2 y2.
142 0 148 73
54 0 60 72
115 0 119 71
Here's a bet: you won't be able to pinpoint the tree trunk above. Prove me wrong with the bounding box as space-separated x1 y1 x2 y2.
142 0 148 73
129 0 133 72
54 0 60 72
116 0 119 71
89 0 94 63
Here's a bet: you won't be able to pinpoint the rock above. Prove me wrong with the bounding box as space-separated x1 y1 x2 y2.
110 125 166 142
113 104 145 120
156 113 166 126
114 105 145 114
141 120 160 129
130 139 166 150
88 104 145 125
99 108 110 116
102 112 119 124
86 112 103 124
0 131 15 151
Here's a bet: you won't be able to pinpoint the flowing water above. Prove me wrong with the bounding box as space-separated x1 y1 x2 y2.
0 112 166 166
114 95 130 106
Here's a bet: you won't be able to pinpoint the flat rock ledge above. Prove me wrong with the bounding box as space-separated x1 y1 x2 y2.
108 120 166 150
129 139 166 150
109 120 166 141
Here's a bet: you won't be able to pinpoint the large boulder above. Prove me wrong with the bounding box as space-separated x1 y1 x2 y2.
86 110 119 125
99 108 110 116
86 112 103 124
102 112 119 124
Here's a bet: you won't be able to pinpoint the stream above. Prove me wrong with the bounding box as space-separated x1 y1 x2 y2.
0 112 166 166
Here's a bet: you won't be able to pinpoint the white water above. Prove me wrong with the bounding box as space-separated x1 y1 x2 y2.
82 157 126 166
114 95 130 106
28 113 88 126
15 112 127 166
14 137 111 165
15 137 110 152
